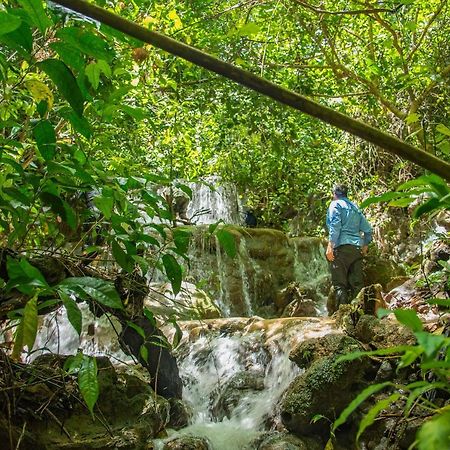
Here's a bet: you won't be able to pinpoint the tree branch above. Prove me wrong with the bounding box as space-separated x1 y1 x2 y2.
50 0 450 181
292 0 395 16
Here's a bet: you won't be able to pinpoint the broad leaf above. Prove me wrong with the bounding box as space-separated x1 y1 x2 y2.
33 120 56 161
58 277 123 310
359 192 402 209
78 355 99 416
112 240 134 273
0 21 33 57
18 0 52 34
162 254 182 296
38 59 84 117
61 291 82 336
394 309 423 332
417 411 450 450
0 12 22 35
216 228 237 258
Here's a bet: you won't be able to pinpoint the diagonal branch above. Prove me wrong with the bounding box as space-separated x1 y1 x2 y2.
292 0 395 16
50 0 450 181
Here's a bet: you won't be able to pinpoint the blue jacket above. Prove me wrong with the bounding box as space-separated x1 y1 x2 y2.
326 197 372 248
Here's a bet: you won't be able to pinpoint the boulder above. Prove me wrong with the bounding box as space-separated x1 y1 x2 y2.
168 398 193 430
163 436 211 450
281 335 368 436
247 431 322 450
210 370 265 420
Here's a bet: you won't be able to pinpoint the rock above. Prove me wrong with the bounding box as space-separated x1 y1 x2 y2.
210 370 265 420
354 284 387 315
281 335 368 436
163 436 211 450
248 431 322 450
364 250 405 290
385 276 410 292
289 333 361 369
277 283 318 317
168 398 193 430
350 314 416 348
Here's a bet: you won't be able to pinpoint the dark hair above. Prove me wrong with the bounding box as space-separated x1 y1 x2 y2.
333 184 348 198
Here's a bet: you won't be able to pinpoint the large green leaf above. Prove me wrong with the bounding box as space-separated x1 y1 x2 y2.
112 239 134 273
394 309 423 332
40 191 77 231
216 228 237 258
22 296 38 350
359 192 402 209
57 277 123 310
417 411 450 450
162 254 182 296
56 27 114 62
78 355 99 416
50 41 85 71
38 59 84 117
5 257 49 294
0 12 22 35
60 291 82 336
0 21 32 57
33 120 56 161
18 0 52 34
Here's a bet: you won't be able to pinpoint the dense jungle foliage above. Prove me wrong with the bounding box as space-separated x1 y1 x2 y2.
0 0 449 449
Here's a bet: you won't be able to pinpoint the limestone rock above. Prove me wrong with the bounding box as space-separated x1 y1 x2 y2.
281 335 368 436
163 436 211 450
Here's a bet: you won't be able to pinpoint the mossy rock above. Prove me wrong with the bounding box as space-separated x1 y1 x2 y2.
281 335 369 436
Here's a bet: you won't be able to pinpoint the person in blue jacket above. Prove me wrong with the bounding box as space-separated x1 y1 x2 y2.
326 184 372 308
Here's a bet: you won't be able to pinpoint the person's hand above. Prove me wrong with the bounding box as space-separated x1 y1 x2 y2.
362 245 368 257
326 242 334 261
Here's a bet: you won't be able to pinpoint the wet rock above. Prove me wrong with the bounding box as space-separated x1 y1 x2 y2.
349 314 416 348
248 431 322 450
168 398 193 430
163 436 211 450
277 283 318 317
210 370 265 420
281 335 368 436
385 276 410 292
364 248 406 290
289 333 361 369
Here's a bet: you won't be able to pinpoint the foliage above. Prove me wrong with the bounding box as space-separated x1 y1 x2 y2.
332 305 450 448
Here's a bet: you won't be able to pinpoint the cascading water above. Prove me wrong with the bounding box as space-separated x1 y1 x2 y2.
154 318 336 449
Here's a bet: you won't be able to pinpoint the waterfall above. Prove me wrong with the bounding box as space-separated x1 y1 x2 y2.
154 318 335 449
186 177 243 225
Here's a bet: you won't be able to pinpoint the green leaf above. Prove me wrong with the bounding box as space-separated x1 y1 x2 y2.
22 296 38 350
50 41 85 71
78 355 99 416
5 257 49 294
93 191 114 219
120 105 148 120
359 192 402 209
171 319 183 348
436 123 450 137
125 321 146 339
38 59 84 117
237 22 260 36
406 113 420 125
357 393 401 441
33 120 56 161
394 309 423 332
12 318 24 360
415 331 447 358
413 197 442 218
56 27 114 62
112 240 134 273
0 12 22 35
417 411 450 450
388 197 414 207
427 298 450 308
336 345 413 363
18 0 52 34
40 191 77 231
332 382 393 431
0 21 33 57
162 254 182 296
405 382 448 413
57 277 123 310
61 291 82 336
216 228 237 258
140 344 148 362
65 110 92 139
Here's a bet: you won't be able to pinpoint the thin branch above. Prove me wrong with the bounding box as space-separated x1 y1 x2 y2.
292 0 395 16
406 0 446 63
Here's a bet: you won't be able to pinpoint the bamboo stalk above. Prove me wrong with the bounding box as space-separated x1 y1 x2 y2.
52 0 450 181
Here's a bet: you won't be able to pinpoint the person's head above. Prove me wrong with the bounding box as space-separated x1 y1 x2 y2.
333 184 348 199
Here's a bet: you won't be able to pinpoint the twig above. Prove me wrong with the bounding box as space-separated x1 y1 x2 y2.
15 421 26 450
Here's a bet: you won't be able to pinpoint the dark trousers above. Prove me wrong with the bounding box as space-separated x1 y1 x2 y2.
329 244 364 307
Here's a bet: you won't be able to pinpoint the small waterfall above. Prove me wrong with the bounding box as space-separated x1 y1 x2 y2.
186 178 243 225
155 318 336 449
236 238 254 316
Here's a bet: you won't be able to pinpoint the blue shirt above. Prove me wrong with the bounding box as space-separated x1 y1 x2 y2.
326 197 372 248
